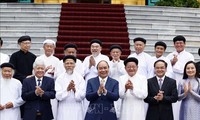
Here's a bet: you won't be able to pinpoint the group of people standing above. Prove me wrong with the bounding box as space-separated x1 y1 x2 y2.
0 35 200 120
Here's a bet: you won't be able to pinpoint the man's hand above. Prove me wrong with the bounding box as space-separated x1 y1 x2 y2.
154 90 164 101
89 56 95 68
125 80 133 92
67 80 76 92
171 54 178 66
98 83 104 94
4 102 13 109
35 86 44 97
0 104 5 110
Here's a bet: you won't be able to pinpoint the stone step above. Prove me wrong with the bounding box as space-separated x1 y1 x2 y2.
0 12 60 17
0 16 60 21
125 5 200 14
129 33 200 41
0 7 61 12
127 19 200 26
1 21 59 26
127 24 198 31
126 14 200 22
128 28 200 35
1 36 57 42
0 3 61 8
0 30 58 37
0 25 58 31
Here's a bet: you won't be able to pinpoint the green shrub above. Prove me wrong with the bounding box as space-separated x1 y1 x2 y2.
155 0 200 8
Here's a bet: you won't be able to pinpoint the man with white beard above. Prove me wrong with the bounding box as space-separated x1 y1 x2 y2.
0 63 24 120
55 55 85 120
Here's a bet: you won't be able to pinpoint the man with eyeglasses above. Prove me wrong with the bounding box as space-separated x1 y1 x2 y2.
9 35 36 83
9 35 36 118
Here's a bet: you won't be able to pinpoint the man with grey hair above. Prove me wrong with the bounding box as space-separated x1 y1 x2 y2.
0 63 24 120
35 39 60 119
22 59 55 120
35 39 60 78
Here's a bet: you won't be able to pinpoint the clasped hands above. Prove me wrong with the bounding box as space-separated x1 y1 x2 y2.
67 80 76 93
97 83 107 95
154 90 164 101
46 65 55 75
0 102 13 110
125 80 133 92
35 86 44 97
89 56 95 68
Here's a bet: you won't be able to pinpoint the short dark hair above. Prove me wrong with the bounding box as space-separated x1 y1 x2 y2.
64 43 77 50
124 57 138 66
154 59 168 68
173 35 186 43
90 39 102 46
154 41 167 50
133 37 146 44
63 55 76 63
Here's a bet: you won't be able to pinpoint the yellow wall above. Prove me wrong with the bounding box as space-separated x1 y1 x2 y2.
112 0 145 5
35 0 145 5
35 0 68 3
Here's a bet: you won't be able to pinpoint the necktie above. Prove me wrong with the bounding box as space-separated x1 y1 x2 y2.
159 79 162 89
101 79 105 86
37 79 41 87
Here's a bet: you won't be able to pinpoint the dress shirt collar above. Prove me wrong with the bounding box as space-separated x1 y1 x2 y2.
35 76 43 84
156 76 165 82
99 76 108 85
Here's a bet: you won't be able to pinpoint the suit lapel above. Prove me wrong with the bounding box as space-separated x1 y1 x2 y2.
152 77 160 90
105 77 111 90
30 77 37 90
161 77 169 91
41 77 47 89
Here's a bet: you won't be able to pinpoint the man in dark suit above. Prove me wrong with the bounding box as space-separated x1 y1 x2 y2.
22 59 55 120
144 59 178 120
85 60 119 120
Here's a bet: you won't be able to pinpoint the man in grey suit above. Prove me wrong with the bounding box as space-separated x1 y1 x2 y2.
144 59 178 120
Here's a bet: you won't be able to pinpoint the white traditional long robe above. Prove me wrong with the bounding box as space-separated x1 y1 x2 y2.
109 60 126 118
148 56 173 79
119 73 148 120
35 54 60 78
0 53 9 65
54 58 84 78
82 53 110 81
35 54 60 119
0 77 24 120
109 60 126 80
167 49 194 120
128 52 152 78
55 71 85 120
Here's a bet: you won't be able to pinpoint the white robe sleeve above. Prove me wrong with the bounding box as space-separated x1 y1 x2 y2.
130 77 148 99
12 82 25 108
119 76 126 99
55 79 70 101
74 78 86 102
